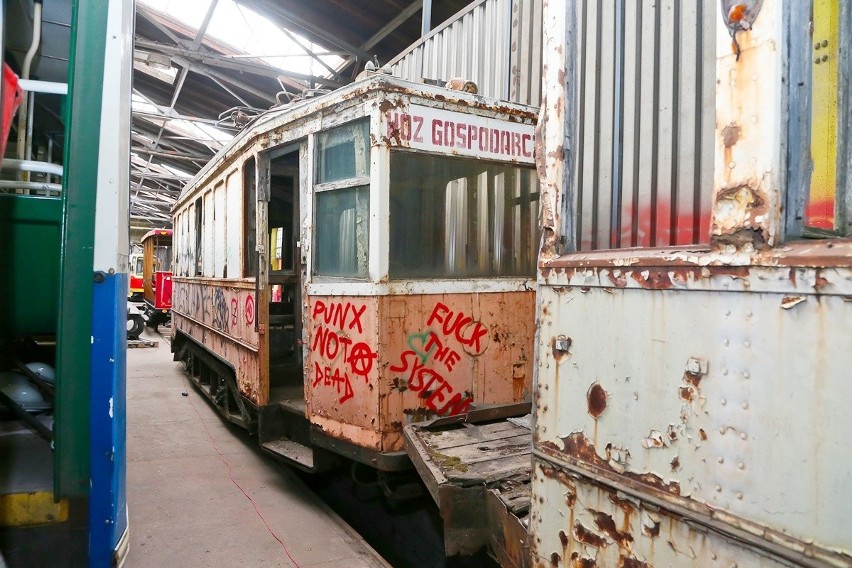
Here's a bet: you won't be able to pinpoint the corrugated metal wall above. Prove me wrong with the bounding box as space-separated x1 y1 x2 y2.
574 0 716 250
389 0 542 106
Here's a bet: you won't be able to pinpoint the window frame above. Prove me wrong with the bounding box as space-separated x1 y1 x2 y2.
311 119 372 280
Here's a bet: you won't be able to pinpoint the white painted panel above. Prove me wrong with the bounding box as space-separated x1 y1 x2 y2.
203 191 214 277
213 182 226 277
226 171 242 278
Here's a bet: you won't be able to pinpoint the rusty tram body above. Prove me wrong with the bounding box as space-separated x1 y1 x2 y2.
530 1 852 567
170 75 539 473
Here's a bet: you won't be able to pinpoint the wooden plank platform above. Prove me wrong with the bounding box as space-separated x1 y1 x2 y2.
403 403 532 565
127 339 158 349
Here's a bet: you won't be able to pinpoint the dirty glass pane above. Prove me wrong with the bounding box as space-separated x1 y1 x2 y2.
314 185 370 277
389 152 539 279
316 120 370 184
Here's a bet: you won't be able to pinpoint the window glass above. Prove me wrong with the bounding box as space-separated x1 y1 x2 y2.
316 120 370 183
314 185 369 277
389 152 539 279
214 184 227 277
243 158 257 277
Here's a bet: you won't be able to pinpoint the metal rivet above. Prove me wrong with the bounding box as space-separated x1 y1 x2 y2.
822 40 829 47
715 485 722 492
743 371 750 379
723 339 730 346
711 553 718 560
728 161 736 169
742 402 749 410
815 58 822 64
744 341 751 348
722 368 729 376
718 457 725 464
815 42 821 50
746 311 753 317
738 462 745 470
720 427 726 434
721 398 727 406
822 55 828 62
740 433 747 440
725 309 731 316
735 492 743 501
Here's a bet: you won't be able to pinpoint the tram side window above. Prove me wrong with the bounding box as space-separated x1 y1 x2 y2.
194 197 203 276
389 152 539 279
313 120 371 278
244 157 257 277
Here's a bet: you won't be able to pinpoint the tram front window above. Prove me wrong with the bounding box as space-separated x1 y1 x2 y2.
389 152 539 279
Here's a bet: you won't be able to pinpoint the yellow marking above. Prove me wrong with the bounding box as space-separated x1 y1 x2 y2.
808 0 839 229
0 492 69 527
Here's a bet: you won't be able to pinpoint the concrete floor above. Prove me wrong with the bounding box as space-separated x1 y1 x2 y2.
126 329 389 568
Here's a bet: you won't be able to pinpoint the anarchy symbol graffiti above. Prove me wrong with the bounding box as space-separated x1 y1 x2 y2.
244 295 255 325
347 342 377 378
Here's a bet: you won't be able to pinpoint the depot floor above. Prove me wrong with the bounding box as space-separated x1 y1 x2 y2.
125 328 388 568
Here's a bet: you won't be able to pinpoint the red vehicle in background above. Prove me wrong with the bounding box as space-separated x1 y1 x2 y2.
128 252 144 301
140 228 172 331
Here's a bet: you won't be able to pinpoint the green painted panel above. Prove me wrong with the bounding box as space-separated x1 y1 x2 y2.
55 0 109 498
0 196 62 338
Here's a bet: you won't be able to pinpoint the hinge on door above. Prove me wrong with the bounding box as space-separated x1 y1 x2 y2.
257 323 266 334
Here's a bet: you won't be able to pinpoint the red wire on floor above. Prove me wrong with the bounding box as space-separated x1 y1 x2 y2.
182 380 302 568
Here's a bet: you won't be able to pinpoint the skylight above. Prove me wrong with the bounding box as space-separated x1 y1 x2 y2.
138 0 343 76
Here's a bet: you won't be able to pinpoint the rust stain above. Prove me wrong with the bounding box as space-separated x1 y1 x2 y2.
559 530 569 547
592 511 634 547
642 520 660 538
671 456 680 471
683 372 702 388
632 268 673 289
539 463 578 507
571 553 597 568
587 382 607 419
678 387 694 402
699 428 708 441
573 521 607 548
721 123 741 147
559 433 682 496
551 552 561 566
814 270 829 291
619 557 649 568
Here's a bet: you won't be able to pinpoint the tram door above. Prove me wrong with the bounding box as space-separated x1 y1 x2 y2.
266 145 304 401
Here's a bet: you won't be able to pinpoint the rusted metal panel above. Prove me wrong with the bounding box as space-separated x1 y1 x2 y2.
712 1 782 249
532 283 852 567
305 292 534 454
172 279 262 403
379 292 535 451
531 462 796 568
305 295 382 450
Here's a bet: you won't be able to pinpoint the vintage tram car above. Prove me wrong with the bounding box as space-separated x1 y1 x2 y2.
171 75 539 472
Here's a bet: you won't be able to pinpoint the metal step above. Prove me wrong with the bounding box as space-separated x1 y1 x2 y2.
261 438 316 471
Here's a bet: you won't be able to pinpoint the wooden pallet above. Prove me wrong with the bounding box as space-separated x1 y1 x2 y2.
127 338 158 349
